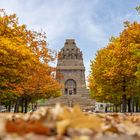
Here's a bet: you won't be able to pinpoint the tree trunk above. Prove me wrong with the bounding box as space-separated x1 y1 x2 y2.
14 97 21 113
122 94 126 112
132 99 135 112
24 98 28 113
8 102 11 112
105 106 107 113
35 101 38 110
0 100 2 112
14 103 18 113
32 103 34 111
128 98 131 112
136 99 139 112
122 77 126 112
119 104 122 112
113 105 115 112
115 105 117 112
21 98 24 113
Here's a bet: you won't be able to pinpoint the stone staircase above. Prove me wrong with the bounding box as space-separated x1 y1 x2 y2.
45 93 95 110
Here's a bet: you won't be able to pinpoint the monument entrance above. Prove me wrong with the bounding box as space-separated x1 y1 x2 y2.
65 79 76 95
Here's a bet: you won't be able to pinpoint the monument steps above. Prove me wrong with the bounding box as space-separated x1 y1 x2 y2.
45 94 95 109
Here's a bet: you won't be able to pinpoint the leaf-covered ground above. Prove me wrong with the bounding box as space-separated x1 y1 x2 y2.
0 104 140 140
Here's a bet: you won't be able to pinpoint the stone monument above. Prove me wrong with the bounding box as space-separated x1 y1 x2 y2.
46 39 95 109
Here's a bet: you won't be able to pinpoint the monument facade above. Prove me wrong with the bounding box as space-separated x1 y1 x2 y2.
46 39 94 109
56 39 89 95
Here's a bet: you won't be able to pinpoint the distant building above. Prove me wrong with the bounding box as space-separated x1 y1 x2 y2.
46 39 95 109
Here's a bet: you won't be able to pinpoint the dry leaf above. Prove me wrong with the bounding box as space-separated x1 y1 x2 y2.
56 119 70 135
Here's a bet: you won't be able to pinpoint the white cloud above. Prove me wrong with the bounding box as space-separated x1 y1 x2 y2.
80 19 107 47
0 0 139 77
0 0 104 45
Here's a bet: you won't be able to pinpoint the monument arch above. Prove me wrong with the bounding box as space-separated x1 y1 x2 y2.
65 79 77 95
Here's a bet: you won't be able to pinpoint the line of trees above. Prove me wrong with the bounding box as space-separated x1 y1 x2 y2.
89 10 140 112
0 9 61 113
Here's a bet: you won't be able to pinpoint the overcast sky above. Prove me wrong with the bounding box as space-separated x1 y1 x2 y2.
0 0 140 78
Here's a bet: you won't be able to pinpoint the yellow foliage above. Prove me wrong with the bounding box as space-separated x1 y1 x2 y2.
89 22 140 103
0 9 61 103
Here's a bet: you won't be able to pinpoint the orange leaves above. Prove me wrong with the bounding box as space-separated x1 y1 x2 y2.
6 119 50 135
89 22 140 103
0 9 61 104
20 63 61 98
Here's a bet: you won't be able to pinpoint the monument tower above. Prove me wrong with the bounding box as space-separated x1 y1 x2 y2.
56 39 89 95
46 39 94 109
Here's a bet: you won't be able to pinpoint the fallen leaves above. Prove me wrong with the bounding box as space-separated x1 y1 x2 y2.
6 119 50 135
0 104 140 140
56 105 102 135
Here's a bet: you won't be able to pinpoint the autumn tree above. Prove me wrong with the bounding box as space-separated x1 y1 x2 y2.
89 22 140 112
0 9 61 112
18 63 61 113
134 6 140 105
